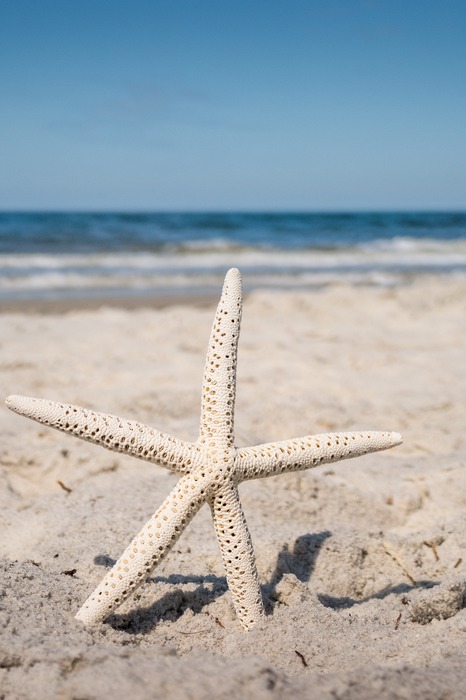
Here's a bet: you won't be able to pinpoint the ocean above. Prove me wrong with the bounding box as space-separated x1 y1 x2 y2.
1 211 465 301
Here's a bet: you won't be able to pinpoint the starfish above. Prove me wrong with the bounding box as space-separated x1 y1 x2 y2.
5 268 402 630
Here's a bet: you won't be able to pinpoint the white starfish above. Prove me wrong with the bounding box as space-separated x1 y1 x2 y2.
6 268 402 630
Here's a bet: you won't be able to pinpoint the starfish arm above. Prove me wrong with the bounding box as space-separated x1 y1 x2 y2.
75 472 208 624
209 483 265 630
236 431 403 480
5 395 198 474
199 268 242 447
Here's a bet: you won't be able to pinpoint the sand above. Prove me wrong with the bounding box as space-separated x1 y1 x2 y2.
1 276 466 699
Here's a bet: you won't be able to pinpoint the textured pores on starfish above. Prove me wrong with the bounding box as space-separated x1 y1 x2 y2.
75 471 209 624
5 267 402 631
209 484 264 629
199 267 242 447
237 430 403 479
5 395 200 475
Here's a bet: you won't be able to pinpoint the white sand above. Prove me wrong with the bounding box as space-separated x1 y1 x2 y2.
1 276 466 699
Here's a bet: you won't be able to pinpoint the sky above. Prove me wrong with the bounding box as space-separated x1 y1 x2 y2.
1 0 465 211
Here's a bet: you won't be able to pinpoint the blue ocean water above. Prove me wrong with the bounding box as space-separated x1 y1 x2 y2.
1 211 465 301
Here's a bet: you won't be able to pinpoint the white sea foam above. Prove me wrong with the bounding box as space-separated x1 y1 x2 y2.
1 237 466 299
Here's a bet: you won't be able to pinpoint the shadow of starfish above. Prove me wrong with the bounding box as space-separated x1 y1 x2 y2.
318 581 437 610
105 533 333 632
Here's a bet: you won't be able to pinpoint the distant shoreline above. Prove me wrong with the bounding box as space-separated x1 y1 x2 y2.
0 291 218 314
0 271 464 314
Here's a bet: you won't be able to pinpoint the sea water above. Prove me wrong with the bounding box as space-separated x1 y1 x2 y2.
1 211 465 301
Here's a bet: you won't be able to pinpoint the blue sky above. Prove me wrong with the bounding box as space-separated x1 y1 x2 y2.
1 0 465 210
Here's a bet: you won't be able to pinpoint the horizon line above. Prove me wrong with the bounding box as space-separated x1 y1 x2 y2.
1 207 465 215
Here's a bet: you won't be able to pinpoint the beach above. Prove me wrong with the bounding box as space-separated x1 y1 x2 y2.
1 273 466 699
